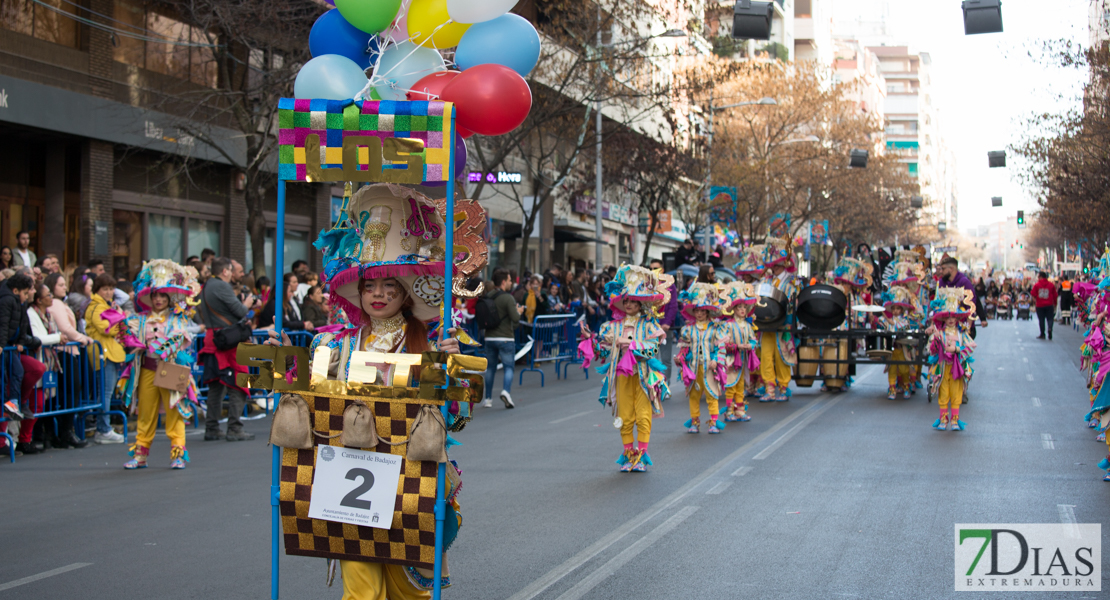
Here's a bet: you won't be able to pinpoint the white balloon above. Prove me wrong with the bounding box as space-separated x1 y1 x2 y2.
445 0 517 24
372 40 446 101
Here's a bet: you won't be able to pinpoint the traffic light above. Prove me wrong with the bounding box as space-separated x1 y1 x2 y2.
1017 210 1024 225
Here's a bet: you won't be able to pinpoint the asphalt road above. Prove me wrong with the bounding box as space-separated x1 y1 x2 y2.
1 317 1106 599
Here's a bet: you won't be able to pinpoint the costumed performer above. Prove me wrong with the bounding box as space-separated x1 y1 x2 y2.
578 265 672 472
826 256 875 392
676 282 725 434
716 281 759 422
879 286 920 400
756 236 799 402
733 245 765 398
927 288 976 431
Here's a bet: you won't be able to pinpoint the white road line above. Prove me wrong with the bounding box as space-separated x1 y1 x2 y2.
1032 397 1042 407
705 482 731 495
549 411 592 424
1026 373 1035 381
752 394 847 460
1041 434 1055 450
505 390 836 600
552 506 699 600
1058 504 1079 538
731 466 753 477
0 563 92 592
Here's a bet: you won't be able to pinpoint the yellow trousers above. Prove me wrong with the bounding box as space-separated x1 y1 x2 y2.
135 367 186 450
937 368 964 410
688 366 719 420
615 374 652 445
341 561 429 600
887 348 910 388
724 382 745 413
759 334 791 390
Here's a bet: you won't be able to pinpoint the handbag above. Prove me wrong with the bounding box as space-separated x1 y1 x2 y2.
153 360 191 393
339 400 380 449
407 405 448 463
204 283 253 351
269 394 314 449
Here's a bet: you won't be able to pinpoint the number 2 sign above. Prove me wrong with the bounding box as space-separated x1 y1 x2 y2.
308 445 404 530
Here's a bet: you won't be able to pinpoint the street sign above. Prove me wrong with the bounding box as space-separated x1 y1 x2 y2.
308 445 404 530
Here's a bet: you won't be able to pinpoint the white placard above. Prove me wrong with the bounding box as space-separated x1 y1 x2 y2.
308 445 404 529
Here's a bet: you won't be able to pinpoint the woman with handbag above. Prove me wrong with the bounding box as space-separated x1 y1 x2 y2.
269 184 478 600
120 260 202 470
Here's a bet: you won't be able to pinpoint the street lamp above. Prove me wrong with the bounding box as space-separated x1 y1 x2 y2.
594 22 686 269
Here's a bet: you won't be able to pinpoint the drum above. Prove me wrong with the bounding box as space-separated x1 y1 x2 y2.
866 333 893 359
820 339 850 378
795 284 847 330
794 345 819 387
753 284 788 330
895 329 922 348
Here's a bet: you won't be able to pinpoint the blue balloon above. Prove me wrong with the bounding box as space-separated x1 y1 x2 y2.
294 55 368 100
309 9 380 71
454 13 540 77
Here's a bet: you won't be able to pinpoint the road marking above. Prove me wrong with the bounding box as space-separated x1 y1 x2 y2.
0 563 92 592
1032 397 1042 407
752 394 848 460
731 466 753 477
1026 373 1035 381
705 482 731 495
1058 504 1079 538
551 506 699 600
505 385 845 600
549 411 592 424
1041 434 1055 450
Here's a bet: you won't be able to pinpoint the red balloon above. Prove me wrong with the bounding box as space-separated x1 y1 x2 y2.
457 124 475 138
441 64 531 136
406 70 460 102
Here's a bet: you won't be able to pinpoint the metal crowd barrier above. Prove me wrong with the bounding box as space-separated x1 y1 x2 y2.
517 314 578 387
0 342 113 463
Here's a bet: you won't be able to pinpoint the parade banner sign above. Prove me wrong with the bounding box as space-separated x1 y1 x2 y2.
277 99 454 184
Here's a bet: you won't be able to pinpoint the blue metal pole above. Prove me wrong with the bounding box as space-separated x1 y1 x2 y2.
433 102 457 600
271 178 286 600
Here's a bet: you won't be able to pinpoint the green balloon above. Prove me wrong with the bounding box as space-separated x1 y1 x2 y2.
370 87 381 101
334 0 402 35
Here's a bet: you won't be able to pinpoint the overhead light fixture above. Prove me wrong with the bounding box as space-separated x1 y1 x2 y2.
938 221 947 233
988 150 1006 168
732 0 773 41
849 149 868 168
911 196 923 208
991 196 1002 207
660 29 687 38
963 0 1003 35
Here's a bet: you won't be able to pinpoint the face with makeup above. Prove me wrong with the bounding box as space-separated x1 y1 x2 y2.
150 292 170 312
360 277 406 320
693 308 709 322
621 298 641 317
891 305 904 317
944 316 958 329
734 304 750 319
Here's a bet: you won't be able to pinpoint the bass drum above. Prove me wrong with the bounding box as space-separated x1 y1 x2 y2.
820 339 850 378
795 284 847 330
753 284 788 331
794 344 820 387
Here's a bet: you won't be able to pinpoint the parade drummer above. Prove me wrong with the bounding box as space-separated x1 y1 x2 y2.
676 282 724 434
716 281 759 422
827 256 876 393
879 286 921 400
271 184 481 599
927 288 976 432
120 260 203 470
578 265 672 472
756 236 799 402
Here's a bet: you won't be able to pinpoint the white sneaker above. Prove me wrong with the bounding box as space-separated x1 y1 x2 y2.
500 390 515 409
94 429 125 444
482 399 493 408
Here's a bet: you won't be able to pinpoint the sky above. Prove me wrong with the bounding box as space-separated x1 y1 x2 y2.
829 0 1092 231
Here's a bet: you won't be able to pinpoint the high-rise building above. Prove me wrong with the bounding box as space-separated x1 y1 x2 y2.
794 0 834 66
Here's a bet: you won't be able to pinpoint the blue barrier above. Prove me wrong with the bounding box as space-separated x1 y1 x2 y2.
517 314 578 387
0 342 115 462
190 329 308 425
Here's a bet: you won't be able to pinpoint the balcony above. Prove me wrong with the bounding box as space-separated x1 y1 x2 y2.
795 17 813 42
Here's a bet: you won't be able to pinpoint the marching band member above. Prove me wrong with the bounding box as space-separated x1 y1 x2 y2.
879 286 921 400
756 236 799 402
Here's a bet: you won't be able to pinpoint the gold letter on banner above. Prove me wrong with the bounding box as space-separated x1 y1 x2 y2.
235 343 275 389
341 135 379 183
348 351 422 387
347 350 379 385
381 138 424 184
272 346 311 392
304 134 344 183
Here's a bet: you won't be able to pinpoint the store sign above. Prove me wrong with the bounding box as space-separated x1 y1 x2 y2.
572 196 637 226
467 171 522 184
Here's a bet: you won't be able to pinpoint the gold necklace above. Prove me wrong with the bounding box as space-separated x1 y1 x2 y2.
365 314 407 353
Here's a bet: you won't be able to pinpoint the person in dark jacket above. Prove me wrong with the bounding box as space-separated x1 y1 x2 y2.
198 258 256 441
0 273 45 454
300 285 328 329
257 272 313 332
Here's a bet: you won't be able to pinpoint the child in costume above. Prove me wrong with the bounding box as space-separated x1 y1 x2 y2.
120 260 202 470
756 236 799 402
879 286 920 400
676 282 725 433
733 245 765 399
579 265 672 472
717 281 759 421
927 288 976 431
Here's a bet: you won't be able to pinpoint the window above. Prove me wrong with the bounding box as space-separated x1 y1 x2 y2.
0 0 79 47
244 229 310 275
187 218 221 257
148 214 184 261
907 162 919 176
112 1 217 87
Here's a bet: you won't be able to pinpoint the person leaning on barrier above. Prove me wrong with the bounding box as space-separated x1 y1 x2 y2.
0 273 46 455
28 282 87 450
198 257 257 442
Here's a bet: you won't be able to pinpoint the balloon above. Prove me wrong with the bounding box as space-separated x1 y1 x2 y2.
441 64 531 136
446 0 516 24
335 0 402 34
294 54 368 100
387 0 411 43
324 0 334 4
309 9 381 71
455 13 540 76
407 0 470 48
373 41 446 100
406 70 459 101
423 134 467 186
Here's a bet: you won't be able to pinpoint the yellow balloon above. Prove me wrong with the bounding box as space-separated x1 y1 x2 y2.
407 0 470 48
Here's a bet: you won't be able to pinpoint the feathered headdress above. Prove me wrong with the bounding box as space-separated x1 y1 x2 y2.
719 280 758 310
929 287 975 324
833 257 873 289
885 261 926 286
678 282 721 321
882 285 920 317
603 264 671 315
734 245 766 277
762 236 794 271
132 259 200 316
